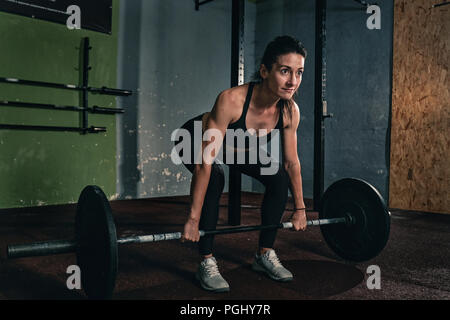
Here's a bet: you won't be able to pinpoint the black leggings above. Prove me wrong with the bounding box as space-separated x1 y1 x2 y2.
176 116 289 256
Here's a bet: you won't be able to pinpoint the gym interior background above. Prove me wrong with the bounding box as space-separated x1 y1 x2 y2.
0 0 448 301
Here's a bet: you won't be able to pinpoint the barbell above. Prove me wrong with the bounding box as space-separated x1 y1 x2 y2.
6 178 390 299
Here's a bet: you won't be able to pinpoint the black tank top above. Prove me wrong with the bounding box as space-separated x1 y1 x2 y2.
180 83 284 163
224 82 283 153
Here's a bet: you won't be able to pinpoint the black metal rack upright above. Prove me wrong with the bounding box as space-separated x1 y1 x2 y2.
313 0 333 211
0 37 131 134
228 0 246 226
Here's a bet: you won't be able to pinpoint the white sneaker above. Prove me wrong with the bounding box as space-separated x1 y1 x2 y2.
195 257 230 292
252 249 293 282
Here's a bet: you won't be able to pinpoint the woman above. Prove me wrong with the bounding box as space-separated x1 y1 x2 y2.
174 35 308 292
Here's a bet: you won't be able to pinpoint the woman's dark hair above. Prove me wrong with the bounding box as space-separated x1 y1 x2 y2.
253 35 307 119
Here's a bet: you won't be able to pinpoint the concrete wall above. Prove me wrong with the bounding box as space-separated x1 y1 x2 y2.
254 0 393 200
0 1 120 209
117 0 393 202
0 0 393 208
116 0 257 199
325 0 393 201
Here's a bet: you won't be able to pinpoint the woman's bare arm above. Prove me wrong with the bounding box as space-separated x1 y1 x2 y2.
282 102 307 231
182 89 241 241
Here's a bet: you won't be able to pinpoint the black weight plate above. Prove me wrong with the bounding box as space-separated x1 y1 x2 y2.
319 178 390 262
76 185 118 299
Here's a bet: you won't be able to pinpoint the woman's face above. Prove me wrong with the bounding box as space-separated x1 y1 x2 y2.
260 52 305 100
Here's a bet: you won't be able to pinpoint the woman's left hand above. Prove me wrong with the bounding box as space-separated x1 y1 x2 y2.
290 209 307 231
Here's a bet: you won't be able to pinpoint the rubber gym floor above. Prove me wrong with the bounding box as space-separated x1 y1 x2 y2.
0 193 449 300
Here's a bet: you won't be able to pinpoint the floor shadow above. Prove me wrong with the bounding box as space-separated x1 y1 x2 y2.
113 259 364 300
276 260 364 298
0 262 85 300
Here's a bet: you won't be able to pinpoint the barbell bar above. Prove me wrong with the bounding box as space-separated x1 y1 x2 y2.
6 178 391 299
7 217 349 259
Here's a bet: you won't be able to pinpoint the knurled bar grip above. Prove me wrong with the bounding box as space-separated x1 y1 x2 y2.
7 217 347 259
117 217 346 244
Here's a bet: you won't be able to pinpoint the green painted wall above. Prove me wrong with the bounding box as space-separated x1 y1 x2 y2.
0 1 120 208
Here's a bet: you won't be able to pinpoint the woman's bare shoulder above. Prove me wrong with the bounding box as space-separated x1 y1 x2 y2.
218 84 248 106
282 100 300 129
212 83 250 122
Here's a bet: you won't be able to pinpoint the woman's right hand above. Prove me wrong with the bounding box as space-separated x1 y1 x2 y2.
181 217 201 242
290 209 307 231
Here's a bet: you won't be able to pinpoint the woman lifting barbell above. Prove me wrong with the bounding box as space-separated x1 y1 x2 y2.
174 35 308 292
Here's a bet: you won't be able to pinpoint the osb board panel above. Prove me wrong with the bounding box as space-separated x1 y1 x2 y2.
390 0 449 213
